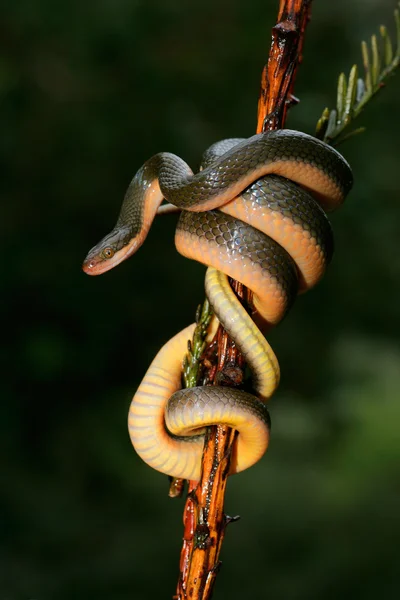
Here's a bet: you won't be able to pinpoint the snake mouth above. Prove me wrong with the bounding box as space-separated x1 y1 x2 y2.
82 253 124 275
82 257 103 275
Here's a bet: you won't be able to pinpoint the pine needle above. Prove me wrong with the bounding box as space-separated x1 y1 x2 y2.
315 2 400 146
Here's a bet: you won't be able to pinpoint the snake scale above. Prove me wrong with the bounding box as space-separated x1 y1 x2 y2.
83 129 353 481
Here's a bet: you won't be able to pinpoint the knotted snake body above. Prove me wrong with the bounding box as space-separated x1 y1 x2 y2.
83 129 353 481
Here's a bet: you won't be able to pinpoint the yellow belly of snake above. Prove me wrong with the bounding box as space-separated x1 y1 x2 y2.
82 129 353 481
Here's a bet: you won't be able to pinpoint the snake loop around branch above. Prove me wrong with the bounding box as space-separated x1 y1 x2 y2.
83 129 353 481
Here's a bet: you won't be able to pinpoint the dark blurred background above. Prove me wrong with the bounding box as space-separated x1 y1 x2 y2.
1 0 400 598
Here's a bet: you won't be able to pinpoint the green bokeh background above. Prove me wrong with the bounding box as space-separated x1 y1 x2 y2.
2 0 400 598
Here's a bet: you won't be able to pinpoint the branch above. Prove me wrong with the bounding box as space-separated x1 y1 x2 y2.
315 2 400 145
174 2 313 599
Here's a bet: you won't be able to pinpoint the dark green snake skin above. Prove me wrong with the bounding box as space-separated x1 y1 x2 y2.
83 129 352 268
156 129 352 208
240 174 334 262
176 209 299 318
166 386 271 437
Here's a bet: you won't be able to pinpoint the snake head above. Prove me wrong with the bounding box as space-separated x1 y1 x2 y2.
82 225 133 275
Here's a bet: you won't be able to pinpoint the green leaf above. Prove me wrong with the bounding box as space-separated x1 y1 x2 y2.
317 3 400 146
371 34 380 87
183 299 213 389
315 107 330 139
380 25 393 66
395 7 400 55
361 40 372 93
343 65 358 124
336 73 347 122
325 109 338 141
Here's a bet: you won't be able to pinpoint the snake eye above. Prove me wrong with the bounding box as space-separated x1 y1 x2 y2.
101 247 115 260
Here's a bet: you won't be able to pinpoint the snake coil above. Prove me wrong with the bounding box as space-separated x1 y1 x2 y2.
83 129 353 481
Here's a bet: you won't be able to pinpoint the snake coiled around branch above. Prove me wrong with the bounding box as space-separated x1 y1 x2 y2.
83 129 353 481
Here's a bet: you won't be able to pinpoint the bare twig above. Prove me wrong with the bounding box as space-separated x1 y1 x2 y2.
174 2 313 599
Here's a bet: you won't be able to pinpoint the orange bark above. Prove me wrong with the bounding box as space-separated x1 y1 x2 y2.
174 2 313 599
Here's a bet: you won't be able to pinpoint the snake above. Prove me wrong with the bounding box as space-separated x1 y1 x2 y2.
83 129 353 481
